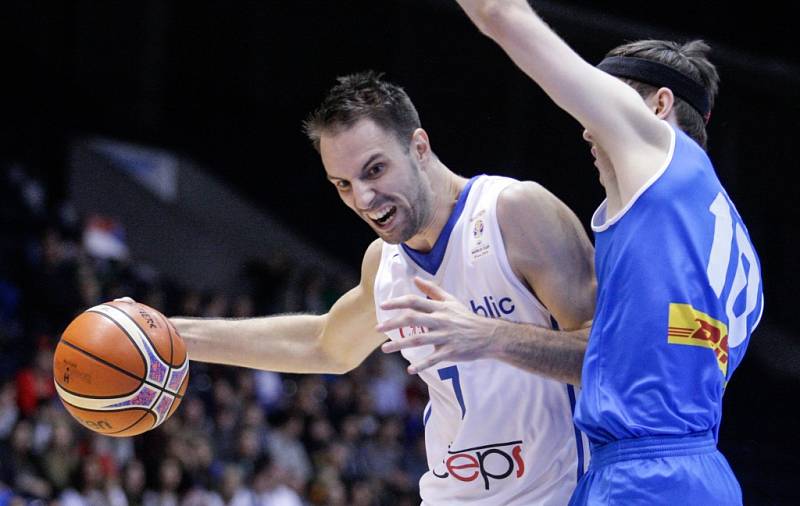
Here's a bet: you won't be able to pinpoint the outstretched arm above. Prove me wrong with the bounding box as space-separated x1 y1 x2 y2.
455 0 673 203
172 239 386 374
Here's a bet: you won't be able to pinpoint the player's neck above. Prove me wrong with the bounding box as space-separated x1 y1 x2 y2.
404 165 467 252
600 168 624 218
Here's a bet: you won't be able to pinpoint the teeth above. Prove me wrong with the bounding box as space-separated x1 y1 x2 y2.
368 206 393 221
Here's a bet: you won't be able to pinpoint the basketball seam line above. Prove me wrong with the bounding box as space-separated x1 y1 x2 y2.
104 303 176 366
112 410 153 435
59 339 184 399
60 397 155 436
85 309 148 379
59 339 145 394
157 310 177 424
89 307 184 395
62 305 185 435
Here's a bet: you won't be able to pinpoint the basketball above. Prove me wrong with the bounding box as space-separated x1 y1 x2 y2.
53 300 189 437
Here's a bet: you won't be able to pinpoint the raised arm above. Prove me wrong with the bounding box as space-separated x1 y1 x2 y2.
171 239 386 375
455 0 673 202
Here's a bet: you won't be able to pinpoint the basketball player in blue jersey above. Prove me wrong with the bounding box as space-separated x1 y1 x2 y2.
400 0 763 504
167 71 598 503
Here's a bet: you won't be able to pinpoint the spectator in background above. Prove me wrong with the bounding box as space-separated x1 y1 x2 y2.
210 376 243 461
360 416 409 492
0 158 435 504
247 455 303 506
2 419 51 500
266 413 312 493
179 396 213 440
304 415 335 456
143 458 183 506
121 460 147 506
217 464 247 505
203 294 228 319
181 434 219 492
179 291 203 318
232 426 264 477
59 454 126 506
180 467 224 506
253 369 284 412
350 480 380 506
367 354 408 417
40 416 80 494
25 228 82 338
90 430 135 479
231 294 255 319
0 382 18 440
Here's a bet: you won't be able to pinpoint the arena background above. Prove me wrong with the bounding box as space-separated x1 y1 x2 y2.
2 1 798 504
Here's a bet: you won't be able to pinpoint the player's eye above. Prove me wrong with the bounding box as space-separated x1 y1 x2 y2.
366 163 384 178
334 180 350 191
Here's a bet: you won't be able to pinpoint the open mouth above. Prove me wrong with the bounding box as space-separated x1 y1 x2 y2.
367 205 397 228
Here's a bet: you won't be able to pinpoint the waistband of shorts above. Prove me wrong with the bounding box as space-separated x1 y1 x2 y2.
589 431 717 468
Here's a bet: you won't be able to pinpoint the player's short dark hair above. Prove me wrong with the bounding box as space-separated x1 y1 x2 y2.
606 40 719 149
303 71 422 152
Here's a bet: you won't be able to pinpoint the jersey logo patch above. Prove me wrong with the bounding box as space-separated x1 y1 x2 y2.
469 211 491 261
432 440 525 491
667 303 729 376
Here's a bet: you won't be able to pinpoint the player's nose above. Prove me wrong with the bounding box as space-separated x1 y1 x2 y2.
582 129 593 143
352 181 376 211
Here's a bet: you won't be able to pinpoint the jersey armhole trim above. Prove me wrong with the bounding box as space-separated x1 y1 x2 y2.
591 122 677 233
492 180 550 315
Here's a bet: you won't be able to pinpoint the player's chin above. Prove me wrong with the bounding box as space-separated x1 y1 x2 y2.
369 216 411 244
375 227 409 245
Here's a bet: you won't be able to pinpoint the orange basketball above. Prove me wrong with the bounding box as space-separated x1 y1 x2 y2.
53 300 189 437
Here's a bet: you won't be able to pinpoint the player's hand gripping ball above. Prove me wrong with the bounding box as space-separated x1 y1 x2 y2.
53 299 189 436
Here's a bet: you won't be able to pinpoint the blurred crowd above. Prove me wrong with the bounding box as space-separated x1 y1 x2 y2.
0 165 428 506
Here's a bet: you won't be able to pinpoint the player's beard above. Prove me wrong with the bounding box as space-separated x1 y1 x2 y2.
373 159 432 245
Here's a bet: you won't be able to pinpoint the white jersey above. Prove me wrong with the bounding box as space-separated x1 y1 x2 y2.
374 175 589 505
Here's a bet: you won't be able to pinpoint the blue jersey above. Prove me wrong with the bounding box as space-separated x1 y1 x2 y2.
574 124 764 444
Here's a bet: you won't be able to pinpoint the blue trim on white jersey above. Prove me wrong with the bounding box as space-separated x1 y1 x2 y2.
423 401 432 426
567 384 585 482
401 176 479 275
552 315 586 482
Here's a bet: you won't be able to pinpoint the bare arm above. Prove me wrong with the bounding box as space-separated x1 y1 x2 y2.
172 239 386 374
455 0 673 203
493 180 595 383
378 277 589 385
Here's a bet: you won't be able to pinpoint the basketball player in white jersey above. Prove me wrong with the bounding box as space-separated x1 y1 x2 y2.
170 71 595 504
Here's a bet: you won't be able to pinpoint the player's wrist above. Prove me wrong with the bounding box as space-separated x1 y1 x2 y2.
483 317 515 360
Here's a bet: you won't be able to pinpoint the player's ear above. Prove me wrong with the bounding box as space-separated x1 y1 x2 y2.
411 128 431 164
650 87 676 120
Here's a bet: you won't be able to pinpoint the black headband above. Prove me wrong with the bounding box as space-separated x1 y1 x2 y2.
597 56 711 122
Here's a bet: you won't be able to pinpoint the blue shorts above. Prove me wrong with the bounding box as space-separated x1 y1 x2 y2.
569 431 742 505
